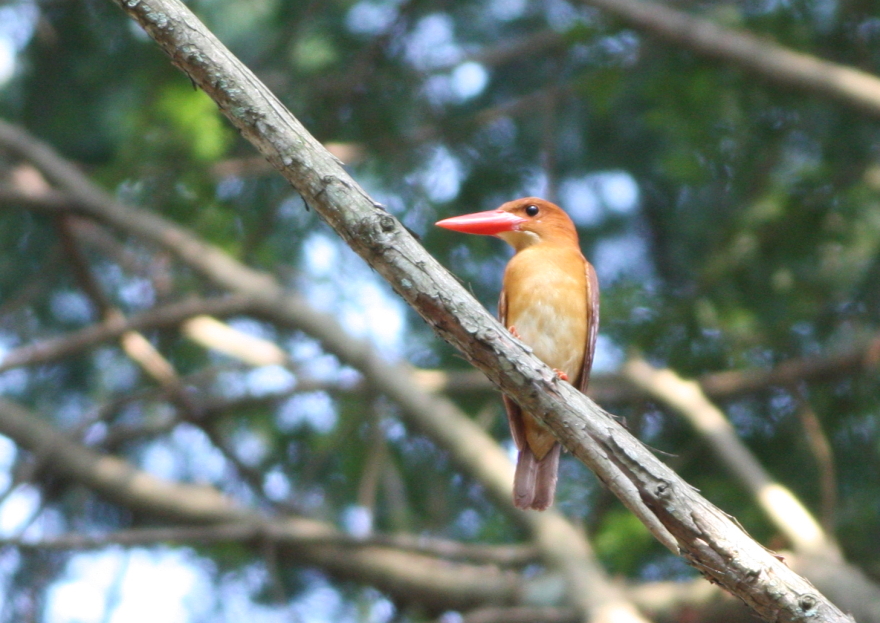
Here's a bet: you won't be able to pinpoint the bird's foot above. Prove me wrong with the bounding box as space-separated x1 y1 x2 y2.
508 326 522 340
552 369 569 382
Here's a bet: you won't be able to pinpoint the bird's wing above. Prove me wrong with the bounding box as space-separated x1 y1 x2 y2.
499 288 527 451
577 260 600 394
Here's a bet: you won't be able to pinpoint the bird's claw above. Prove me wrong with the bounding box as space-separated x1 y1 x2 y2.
508 325 522 340
552 369 569 382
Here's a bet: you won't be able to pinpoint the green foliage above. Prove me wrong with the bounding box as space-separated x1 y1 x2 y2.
593 508 654 576
155 84 232 162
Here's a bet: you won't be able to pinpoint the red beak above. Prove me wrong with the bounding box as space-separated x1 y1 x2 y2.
436 209 527 236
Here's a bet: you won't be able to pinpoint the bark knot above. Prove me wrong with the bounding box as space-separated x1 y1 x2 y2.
654 480 671 500
797 594 818 615
378 214 396 232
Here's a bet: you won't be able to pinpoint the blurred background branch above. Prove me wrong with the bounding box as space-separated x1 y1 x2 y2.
581 0 880 118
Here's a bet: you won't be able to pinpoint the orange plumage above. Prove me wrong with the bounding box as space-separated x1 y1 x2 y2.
437 197 599 510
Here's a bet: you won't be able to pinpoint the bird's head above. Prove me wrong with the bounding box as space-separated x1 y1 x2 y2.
435 197 578 251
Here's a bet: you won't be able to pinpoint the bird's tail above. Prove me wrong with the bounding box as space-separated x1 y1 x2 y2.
513 443 561 510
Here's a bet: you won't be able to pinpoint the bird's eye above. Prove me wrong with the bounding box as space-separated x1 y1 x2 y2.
525 205 539 217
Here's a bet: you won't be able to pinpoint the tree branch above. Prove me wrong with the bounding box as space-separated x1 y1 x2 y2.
0 398 524 612
791 388 837 534
0 294 256 373
0 397 243 522
581 0 880 118
2 523 538 567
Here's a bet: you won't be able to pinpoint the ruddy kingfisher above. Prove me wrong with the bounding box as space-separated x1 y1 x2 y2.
436 197 599 510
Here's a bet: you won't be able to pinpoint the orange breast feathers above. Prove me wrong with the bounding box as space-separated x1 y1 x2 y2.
502 245 588 383
501 245 589 460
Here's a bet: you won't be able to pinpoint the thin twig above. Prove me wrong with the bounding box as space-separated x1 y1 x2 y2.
791 385 838 536
0 295 256 373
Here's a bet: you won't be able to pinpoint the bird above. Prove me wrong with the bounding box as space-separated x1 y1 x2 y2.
436 197 599 510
